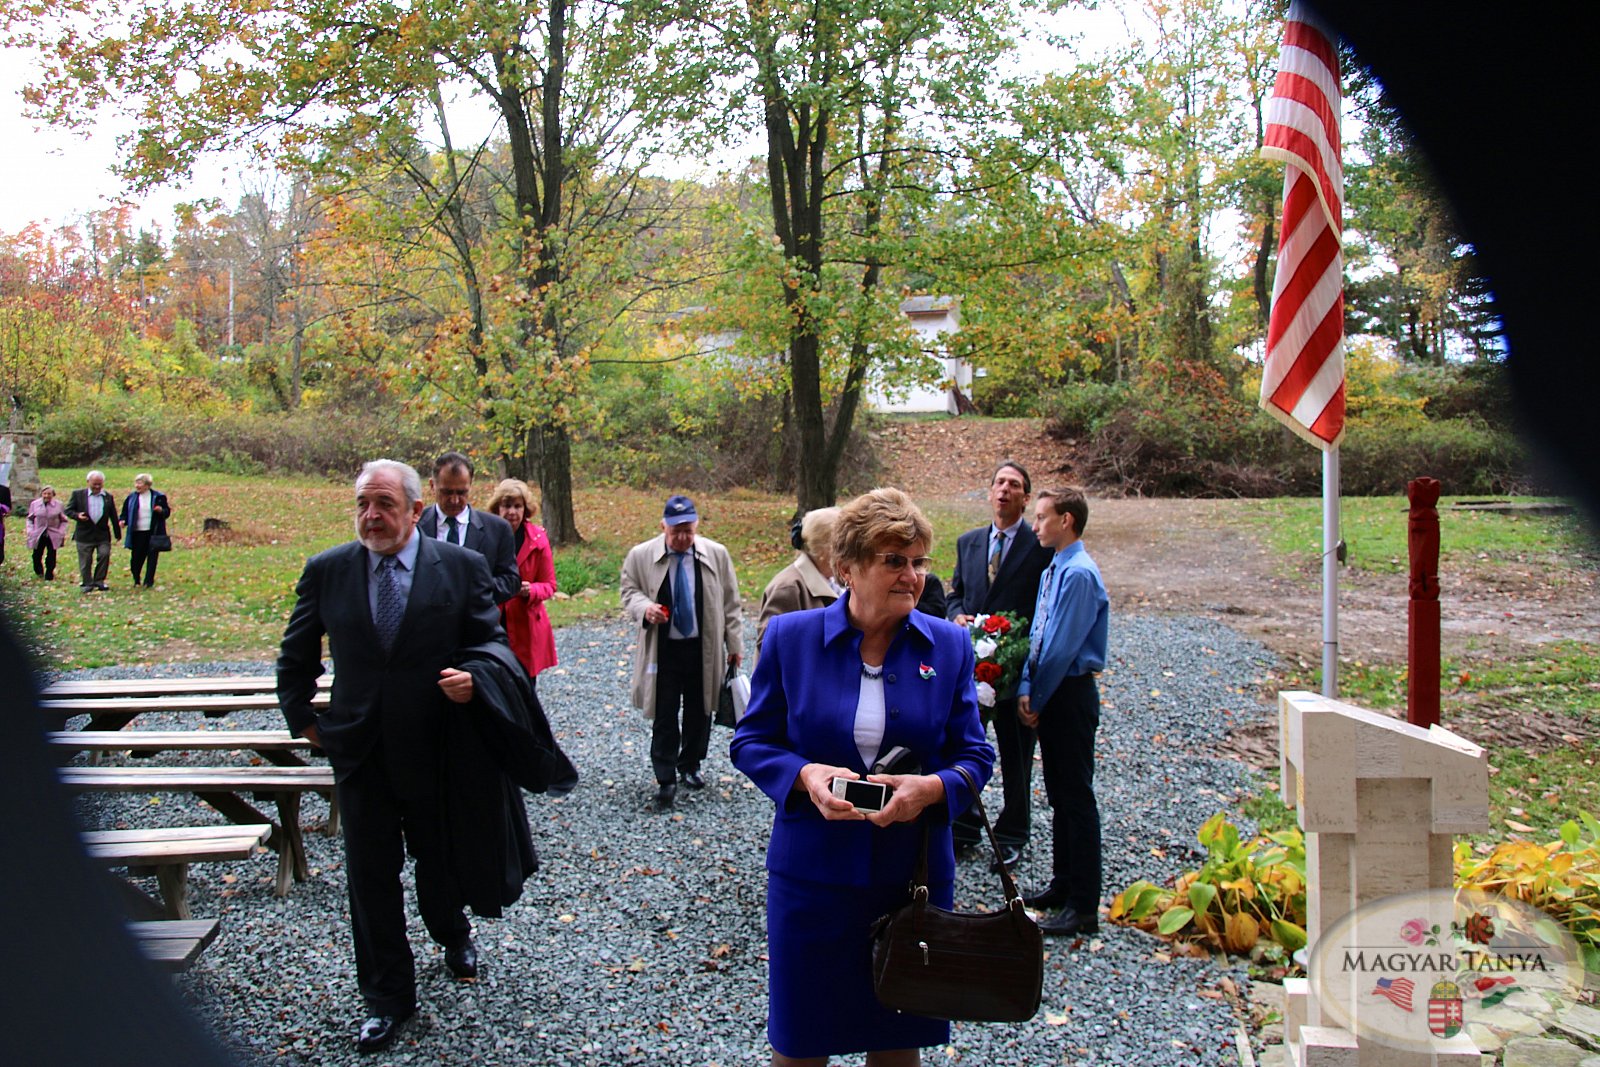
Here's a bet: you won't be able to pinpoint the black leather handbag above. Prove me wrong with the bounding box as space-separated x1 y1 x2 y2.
870 766 1044 1023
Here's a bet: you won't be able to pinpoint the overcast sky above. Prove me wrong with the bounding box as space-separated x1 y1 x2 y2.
0 7 1145 238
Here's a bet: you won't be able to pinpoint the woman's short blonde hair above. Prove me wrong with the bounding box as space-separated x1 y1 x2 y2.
830 488 933 570
799 506 841 559
486 478 538 520
135 473 153 487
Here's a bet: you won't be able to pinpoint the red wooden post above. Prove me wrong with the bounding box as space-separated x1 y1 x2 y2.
1407 477 1442 727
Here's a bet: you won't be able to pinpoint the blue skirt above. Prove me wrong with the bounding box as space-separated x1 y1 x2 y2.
766 872 952 1058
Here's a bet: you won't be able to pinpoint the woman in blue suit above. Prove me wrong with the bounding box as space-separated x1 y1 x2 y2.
732 487 994 1066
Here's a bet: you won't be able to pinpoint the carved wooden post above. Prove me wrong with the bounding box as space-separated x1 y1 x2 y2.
1407 477 1442 728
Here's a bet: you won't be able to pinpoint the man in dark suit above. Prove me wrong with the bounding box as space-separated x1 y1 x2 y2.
65 469 120 592
277 459 519 1053
945 460 1053 870
417 451 521 604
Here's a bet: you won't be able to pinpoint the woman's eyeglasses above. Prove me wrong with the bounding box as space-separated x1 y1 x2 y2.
874 552 933 575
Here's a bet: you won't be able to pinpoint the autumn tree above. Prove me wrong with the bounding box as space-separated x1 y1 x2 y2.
5 0 695 543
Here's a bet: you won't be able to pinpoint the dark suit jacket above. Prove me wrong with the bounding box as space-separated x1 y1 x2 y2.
419 505 522 604
65 489 120 544
119 490 171 547
276 534 506 785
731 596 994 889
945 522 1052 624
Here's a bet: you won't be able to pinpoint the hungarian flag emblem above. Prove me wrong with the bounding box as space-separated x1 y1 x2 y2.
1428 980 1464 1038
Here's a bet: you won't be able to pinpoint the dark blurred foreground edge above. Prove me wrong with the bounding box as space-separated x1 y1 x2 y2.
0 612 233 1065
0 5 1596 1061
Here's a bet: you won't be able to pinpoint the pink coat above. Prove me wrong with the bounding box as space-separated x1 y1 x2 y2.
26 498 68 550
500 522 559 677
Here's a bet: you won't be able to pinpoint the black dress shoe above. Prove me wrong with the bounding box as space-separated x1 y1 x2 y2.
654 782 676 809
680 770 706 790
1038 906 1099 937
1022 885 1069 910
444 937 478 979
989 844 1023 873
356 1009 414 1052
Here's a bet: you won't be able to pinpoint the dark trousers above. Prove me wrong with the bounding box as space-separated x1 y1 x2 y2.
954 695 1037 848
33 541 58 578
1035 673 1102 914
651 636 708 784
128 530 160 585
338 754 470 1015
75 538 111 588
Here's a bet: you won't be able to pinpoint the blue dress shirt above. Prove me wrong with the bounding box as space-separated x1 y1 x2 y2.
1018 540 1108 708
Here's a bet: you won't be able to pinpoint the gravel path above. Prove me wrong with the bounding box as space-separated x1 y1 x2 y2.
60 613 1276 1066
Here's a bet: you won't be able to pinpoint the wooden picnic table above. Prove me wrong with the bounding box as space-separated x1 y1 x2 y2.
42 675 331 699
59 766 336 898
40 692 330 732
84 824 272 919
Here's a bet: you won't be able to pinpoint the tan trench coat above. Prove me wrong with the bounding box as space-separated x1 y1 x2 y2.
754 552 837 660
620 533 744 721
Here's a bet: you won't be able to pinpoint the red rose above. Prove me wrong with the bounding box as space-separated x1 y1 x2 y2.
995 616 1012 634
982 616 1004 634
974 661 1002 684
1464 913 1495 945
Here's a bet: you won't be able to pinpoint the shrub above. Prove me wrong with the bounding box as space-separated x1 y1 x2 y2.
1455 812 1600 972
1110 813 1309 962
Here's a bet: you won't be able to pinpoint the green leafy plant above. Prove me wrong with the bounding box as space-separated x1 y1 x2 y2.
1455 811 1600 972
1110 812 1308 960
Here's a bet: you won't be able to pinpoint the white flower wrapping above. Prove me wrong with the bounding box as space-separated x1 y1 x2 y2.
973 637 998 660
975 680 997 707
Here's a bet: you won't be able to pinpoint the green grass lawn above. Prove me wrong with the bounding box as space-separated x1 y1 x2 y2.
3 468 989 670
1233 495 1597 576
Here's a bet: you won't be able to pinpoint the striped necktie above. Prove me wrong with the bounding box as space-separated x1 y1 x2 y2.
1029 564 1055 667
988 530 1005 583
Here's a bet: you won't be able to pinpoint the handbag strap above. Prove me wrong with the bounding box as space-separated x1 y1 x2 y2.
906 765 1024 908
951 765 1024 906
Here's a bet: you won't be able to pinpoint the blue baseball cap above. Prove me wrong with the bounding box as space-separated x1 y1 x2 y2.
662 494 699 525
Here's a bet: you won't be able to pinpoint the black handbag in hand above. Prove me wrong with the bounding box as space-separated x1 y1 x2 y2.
870 766 1044 1023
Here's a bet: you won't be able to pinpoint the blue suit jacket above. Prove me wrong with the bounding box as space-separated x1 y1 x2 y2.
731 595 994 888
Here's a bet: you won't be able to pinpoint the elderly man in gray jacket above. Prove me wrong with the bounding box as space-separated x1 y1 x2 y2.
620 494 743 809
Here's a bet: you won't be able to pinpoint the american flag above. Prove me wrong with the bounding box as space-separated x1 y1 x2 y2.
1371 977 1416 1012
1260 2 1345 450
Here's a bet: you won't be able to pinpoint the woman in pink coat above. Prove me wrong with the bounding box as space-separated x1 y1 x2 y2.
26 485 69 580
486 479 559 687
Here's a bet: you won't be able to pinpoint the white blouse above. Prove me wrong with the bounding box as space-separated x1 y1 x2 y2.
853 663 886 769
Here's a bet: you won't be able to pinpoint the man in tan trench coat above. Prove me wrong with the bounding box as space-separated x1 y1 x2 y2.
620 494 743 809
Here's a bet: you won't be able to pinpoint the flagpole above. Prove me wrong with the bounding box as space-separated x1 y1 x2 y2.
1322 445 1339 697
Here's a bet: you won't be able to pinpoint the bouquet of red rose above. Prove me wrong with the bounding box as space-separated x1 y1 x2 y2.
965 611 1030 710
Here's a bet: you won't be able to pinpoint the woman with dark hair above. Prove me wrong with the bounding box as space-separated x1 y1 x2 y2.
732 487 993 1066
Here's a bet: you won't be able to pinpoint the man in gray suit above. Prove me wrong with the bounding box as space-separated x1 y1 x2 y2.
946 461 1053 870
417 451 521 604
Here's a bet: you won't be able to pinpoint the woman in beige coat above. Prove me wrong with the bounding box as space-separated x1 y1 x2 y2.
755 507 842 659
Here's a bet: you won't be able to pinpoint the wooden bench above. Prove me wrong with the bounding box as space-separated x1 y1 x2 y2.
129 919 221 972
85 824 273 919
40 692 330 732
60 766 336 898
49 729 339 834
44 675 331 699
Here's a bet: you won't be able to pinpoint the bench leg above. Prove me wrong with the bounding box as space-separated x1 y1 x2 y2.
324 791 341 837
274 792 309 896
156 863 192 920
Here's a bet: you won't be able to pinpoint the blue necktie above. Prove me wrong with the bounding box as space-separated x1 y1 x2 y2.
374 555 404 652
1029 564 1055 668
672 551 697 638
446 514 462 545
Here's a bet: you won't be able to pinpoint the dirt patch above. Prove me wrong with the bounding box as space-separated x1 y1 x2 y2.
884 419 1600 766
